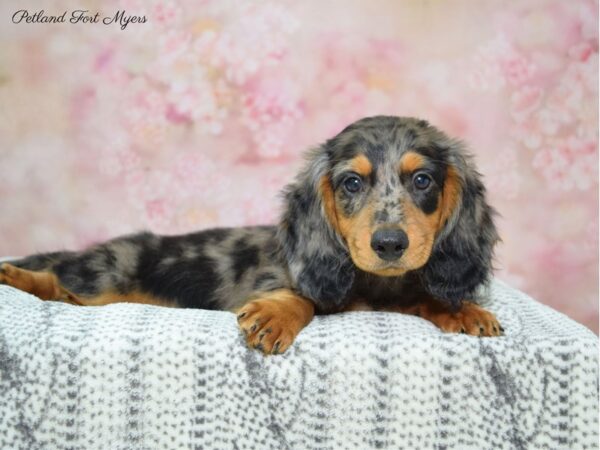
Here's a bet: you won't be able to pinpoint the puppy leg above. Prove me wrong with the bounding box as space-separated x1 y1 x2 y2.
0 263 83 305
0 263 175 307
394 298 503 337
236 289 315 354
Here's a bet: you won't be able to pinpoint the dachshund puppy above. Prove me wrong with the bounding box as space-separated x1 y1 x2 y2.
0 116 501 354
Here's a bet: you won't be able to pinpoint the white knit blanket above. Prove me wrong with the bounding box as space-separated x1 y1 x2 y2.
0 280 597 450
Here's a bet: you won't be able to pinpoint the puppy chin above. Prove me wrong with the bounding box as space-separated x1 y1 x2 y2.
351 257 409 277
370 265 409 277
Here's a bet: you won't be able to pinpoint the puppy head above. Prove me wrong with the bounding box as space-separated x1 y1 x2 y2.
278 116 498 310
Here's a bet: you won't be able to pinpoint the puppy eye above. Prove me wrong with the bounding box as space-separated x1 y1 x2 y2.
413 173 432 190
343 175 363 193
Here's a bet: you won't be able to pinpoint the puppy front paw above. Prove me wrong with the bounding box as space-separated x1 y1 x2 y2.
421 300 503 337
237 289 314 354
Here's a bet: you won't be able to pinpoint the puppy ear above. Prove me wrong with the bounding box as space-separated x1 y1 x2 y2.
277 146 354 312
420 151 499 308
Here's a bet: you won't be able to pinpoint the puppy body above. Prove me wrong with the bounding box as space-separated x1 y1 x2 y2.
6 227 288 311
1 116 502 353
5 229 440 311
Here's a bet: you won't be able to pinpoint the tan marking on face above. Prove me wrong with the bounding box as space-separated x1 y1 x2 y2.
399 151 426 174
350 154 373 177
320 158 463 278
400 199 440 271
336 201 387 274
400 164 463 271
320 175 381 273
323 175 416 276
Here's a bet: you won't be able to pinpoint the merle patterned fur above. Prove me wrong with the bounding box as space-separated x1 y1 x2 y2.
7 116 499 313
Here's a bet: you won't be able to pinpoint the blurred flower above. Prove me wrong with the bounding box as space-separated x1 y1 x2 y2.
152 1 183 27
144 198 176 231
480 147 521 199
123 79 169 146
1 0 597 333
157 30 193 67
172 152 219 196
468 34 536 91
532 137 597 191
510 86 543 123
502 53 537 87
241 77 303 158
166 70 226 130
209 3 299 84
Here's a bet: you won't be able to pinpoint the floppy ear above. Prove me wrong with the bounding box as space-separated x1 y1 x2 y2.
420 150 499 309
277 146 355 313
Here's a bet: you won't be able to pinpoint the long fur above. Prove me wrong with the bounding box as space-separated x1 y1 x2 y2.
4 116 498 316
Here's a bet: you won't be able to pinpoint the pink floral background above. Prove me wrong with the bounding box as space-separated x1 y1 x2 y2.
0 0 597 332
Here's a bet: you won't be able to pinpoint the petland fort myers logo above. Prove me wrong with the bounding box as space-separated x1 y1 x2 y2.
12 9 147 30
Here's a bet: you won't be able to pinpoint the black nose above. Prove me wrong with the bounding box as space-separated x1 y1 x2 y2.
370 229 409 261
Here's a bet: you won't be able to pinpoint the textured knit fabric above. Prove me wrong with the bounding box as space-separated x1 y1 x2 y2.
0 280 597 450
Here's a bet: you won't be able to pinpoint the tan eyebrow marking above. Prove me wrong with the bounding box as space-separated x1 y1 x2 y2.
399 151 426 173
349 154 373 177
